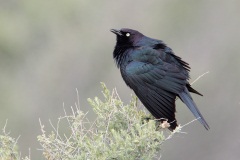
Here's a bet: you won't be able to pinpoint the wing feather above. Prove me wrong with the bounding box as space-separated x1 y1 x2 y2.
120 47 189 130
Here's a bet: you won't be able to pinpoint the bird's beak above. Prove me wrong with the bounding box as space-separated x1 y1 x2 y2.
110 29 122 36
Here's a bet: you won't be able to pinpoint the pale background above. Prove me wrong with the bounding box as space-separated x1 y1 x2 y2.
0 0 239 159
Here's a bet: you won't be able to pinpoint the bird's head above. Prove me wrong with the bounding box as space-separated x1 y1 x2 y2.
110 28 143 47
110 28 145 67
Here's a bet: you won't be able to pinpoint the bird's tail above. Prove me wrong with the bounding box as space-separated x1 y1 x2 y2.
179 88 210 130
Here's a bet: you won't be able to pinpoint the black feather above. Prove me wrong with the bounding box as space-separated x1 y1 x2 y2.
111 28 209 131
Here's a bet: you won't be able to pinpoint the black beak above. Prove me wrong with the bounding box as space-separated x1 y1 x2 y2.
110 29 122 36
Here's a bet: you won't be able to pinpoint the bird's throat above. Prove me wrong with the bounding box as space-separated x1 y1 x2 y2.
113 45 131 68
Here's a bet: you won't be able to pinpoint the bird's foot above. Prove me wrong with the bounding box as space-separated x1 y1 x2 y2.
160 120 170 129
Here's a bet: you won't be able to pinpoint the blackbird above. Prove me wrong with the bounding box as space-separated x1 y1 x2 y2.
111 28 209 131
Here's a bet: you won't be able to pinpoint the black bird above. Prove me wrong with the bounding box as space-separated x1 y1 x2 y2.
110 28 209 131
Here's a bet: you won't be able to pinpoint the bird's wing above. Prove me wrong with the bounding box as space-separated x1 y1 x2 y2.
125 47 188 93
153 42 191 71
122 47 188 129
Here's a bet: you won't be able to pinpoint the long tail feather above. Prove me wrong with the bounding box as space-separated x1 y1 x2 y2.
179 87 210 130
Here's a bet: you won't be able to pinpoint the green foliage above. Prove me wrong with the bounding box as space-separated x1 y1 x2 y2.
0 123 30 160
0 134 19 160
37 83 167 160
1 83 184 159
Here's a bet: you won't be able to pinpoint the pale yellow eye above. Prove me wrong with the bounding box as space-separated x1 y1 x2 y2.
126 33 130 37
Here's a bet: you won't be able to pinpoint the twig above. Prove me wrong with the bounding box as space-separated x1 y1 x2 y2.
2 119 8 135
181 117 200 128
191 71 209 85
76 88 80 110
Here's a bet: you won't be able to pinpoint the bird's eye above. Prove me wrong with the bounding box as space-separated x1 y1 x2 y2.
126 33 130 37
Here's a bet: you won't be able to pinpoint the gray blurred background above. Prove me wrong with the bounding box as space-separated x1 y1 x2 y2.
0 0 239 159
